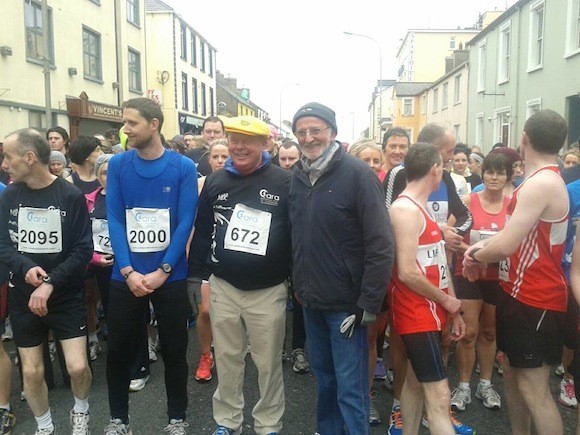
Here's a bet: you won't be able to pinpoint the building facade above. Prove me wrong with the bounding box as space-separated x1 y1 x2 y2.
391 82 431 143
0 0 146 139
145 0 217 137
467 0 580 153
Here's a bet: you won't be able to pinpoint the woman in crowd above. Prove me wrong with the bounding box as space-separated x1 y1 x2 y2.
49 150 69 178
191 138 230 383
468 152 484 181
452 144 479 193
450 152 513 412
348 138 389 425
563 149 580 169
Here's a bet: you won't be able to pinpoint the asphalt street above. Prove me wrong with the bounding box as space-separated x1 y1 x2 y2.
3 312 578 434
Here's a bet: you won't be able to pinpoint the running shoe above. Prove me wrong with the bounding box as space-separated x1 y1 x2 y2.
212 426 241 435
374 358 387 380
48 341 57 362
129 376 149 392
70 410 89 435
384 368 394 391
104 419 132 435
475 383 501 410
89 341 102 361
451 387 471 411
34 428 55 435
387 405 402 435
422 411 476 435
164 419 188 434
195 352 214 382
0 408 16 435
555 364 565 376
369 390 381 426
291 348 310 374
559 379 578 407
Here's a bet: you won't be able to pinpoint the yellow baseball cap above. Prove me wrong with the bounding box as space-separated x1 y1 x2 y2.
223 116 269 137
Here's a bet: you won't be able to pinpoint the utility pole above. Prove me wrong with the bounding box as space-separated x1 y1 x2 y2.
42 0 52 128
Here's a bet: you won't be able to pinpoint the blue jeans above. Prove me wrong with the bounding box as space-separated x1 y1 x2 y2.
303 308 370 435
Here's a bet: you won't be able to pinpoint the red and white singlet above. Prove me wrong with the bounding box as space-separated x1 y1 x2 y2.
499 165 568 312
454 192 510 280
389 195 449 335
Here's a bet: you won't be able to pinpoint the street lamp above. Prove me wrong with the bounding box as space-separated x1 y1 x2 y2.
343 31 383 142
279 83 300 138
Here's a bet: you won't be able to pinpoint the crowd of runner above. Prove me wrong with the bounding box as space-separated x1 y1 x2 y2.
0 98 578 435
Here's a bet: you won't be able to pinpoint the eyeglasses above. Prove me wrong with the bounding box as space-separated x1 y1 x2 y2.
295 127 330 139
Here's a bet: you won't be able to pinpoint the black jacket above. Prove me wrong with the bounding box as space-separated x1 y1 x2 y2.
289 145 395 314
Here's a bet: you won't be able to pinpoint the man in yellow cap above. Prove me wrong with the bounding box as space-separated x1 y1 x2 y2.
188 115 291 435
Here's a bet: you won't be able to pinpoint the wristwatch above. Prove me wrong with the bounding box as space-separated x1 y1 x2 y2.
161 263 172 274
42 275 52 285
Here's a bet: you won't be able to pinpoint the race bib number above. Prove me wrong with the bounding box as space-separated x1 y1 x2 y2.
126 208 170 253
17 207 62 254
499 258 510 281
469 229 497 245
92 218 113 255
437 241 449 289
224 204 271 256
427 201 449 228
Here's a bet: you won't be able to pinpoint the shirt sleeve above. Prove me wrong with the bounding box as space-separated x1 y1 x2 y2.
443 171 473 235
106 155 132 270
188 182 214 280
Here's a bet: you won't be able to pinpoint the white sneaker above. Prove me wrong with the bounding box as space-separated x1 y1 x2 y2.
105 419 132 435
475 383 501 409
555 364 565 376
70 410 90 434
129 375 149 392
89 341 102 361
559 378 578 407
450 387 471 411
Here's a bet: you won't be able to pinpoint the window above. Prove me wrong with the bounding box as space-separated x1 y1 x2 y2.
526 98 542 118
442 82 449 109
453 124 461 142
477 39 487 92
454 74 461 104
24 0 54 65
180 23 187 60
528 0 545 71
475 113 484 146
200 40 206 73
209 87 214 115
421 94 427 114
29 109 56 131
208 48 214 78
127 0 139 26
565 0 580 56
192 78 198 114
403 98 413 116
498 21 511 83
128 48 141 92
181 73 188 110
494 107 511 145
190 33 197 67
432 88 439 113
201 83 207 116
449 36 456 50
83 27 102 81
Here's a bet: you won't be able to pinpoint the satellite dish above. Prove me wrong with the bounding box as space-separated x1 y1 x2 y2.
217 102 227 111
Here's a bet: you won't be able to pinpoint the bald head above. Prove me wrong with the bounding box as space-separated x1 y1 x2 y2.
418 123 455 163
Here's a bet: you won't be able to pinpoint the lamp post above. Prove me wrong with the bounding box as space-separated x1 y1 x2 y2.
279 83 300 138
343 31 383 142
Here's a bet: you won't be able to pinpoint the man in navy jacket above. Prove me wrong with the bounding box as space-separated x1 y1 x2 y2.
288 102 395 435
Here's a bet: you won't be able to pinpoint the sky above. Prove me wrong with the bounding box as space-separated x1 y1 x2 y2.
166 0 516 142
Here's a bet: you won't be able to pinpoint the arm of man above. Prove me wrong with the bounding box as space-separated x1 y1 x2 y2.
383 166 407 209
444 171 473 236
390 201 462 316
356 172 395 314
465 172 564 264
187 181 214 281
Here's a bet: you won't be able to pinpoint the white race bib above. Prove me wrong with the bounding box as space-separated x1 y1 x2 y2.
126 208 170 253
92 218 113 255
224 204 272 256
437 240 449 289
499 258 510 282
17 207 62 254
469 229 497 245
427 201 449 228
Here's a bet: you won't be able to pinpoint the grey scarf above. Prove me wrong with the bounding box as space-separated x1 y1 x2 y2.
300 142 340 185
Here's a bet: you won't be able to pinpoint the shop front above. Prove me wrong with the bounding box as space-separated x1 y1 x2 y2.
66 92 123 139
